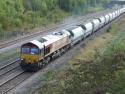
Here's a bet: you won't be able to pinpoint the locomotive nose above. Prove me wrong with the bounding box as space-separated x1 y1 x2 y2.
21 54 39 64
26 56 38 64
26 57 33 63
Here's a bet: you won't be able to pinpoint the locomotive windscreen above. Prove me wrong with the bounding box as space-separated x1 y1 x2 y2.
21 47 30 54
21 47 39 55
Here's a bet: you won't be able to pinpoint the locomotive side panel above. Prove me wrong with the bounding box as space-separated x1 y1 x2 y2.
51 36 70 53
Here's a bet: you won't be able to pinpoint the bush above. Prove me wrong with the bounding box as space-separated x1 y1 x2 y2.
106 23 118 33
62 42 125 94
47 8 67 22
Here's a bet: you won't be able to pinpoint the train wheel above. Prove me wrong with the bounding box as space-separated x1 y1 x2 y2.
82 37 84 41
37 62 40 69
38 61 43 68
60 49 64 55
43 57 51 65
46 57 51 64
31 63 39 72
70 43 74 49
58 50 61 57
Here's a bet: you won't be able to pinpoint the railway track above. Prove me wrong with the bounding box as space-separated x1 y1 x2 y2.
0 9 112 50
0 59 33 94
0 58 20 76
0 71 33 94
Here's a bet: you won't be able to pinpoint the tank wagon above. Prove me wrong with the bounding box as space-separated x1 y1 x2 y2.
92 19 100 32
63 26 85 45
82 22 93 37
109 13 113 21
20 7 125 71
98 16 105 28
112 12 116 20
104 14 110 24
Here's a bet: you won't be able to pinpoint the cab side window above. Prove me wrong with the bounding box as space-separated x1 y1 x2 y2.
44 47 50 55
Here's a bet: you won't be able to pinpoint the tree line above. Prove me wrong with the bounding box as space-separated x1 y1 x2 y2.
0 0 110 32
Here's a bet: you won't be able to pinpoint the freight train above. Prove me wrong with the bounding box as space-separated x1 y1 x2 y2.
20 7 125 71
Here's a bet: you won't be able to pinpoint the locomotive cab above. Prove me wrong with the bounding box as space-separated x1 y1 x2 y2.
21 43 40 63
20 41 44 71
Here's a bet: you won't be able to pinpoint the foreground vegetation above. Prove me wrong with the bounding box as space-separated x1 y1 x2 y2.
26 16 125 94
0 0 110 40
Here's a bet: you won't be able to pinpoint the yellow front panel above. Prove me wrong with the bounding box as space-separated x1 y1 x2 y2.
21 54 40 64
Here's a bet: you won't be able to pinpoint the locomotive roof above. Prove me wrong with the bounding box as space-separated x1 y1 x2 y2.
28 31 68 49
30 40 43 49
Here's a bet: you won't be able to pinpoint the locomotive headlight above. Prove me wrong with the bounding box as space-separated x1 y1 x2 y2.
21 58 25 62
